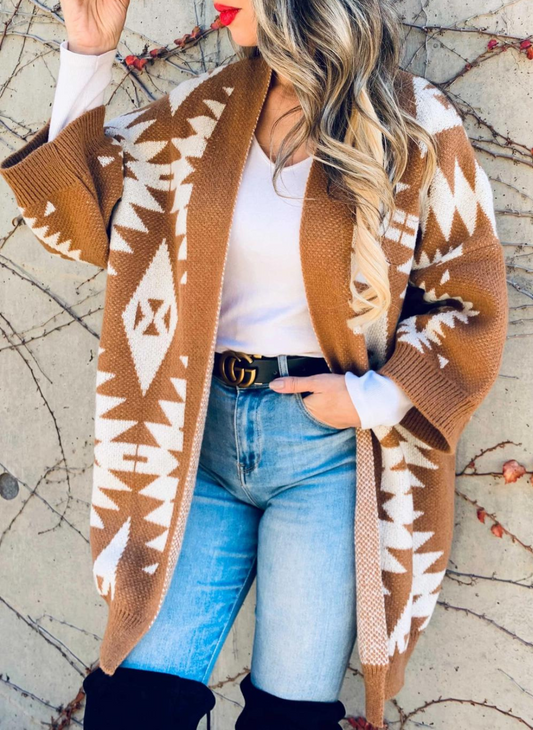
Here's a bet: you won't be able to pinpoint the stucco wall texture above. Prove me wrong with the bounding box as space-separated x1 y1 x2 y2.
0 1 532 728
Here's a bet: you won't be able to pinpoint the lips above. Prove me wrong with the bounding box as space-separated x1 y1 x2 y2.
214 3 240 26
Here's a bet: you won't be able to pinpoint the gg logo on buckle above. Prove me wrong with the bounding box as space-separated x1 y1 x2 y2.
218 351 263 387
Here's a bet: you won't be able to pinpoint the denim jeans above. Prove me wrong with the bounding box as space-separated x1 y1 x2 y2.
120 355 358 702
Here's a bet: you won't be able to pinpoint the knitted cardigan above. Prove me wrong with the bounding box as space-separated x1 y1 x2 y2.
0 54 508 728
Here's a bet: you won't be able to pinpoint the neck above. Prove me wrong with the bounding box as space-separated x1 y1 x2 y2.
271 69 298 99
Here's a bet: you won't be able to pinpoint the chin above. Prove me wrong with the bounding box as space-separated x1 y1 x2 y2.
228 29 258 46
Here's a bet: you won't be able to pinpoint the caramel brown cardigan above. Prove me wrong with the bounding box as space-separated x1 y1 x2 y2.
0 54 508 727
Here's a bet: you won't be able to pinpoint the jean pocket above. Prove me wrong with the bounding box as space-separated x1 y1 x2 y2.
294 392 345 431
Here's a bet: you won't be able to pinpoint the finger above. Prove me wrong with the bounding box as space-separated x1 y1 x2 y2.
269 376 316 393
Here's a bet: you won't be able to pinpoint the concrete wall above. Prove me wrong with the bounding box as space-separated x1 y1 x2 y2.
0 0 531 727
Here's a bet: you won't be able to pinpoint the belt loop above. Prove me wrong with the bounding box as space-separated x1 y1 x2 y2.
277 354 289 377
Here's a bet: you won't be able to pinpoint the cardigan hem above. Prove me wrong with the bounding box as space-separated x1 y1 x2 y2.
363 628 423 728
97 605 153 676
384 627 422 698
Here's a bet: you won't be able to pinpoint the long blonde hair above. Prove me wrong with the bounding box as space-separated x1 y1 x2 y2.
233 0 438 332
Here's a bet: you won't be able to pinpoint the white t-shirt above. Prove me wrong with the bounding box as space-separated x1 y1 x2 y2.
216 134 320 356
46 40 414 429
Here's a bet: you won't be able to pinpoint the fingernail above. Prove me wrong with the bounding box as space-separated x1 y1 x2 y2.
269 379 285 390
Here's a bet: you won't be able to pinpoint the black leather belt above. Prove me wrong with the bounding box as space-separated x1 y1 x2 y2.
213 350 330 387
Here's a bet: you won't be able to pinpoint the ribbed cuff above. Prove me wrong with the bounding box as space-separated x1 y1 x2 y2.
376 343 476 452
0 104 107 205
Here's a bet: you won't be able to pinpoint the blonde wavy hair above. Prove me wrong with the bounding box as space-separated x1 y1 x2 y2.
233 0 439 332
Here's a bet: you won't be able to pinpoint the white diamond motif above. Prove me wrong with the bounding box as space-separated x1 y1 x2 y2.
122 238 178 395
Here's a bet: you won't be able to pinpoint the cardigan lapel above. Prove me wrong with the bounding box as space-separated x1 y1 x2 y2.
183 55 275 372
299 158 371 376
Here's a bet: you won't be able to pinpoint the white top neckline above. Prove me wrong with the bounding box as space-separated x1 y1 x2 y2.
252 133 313 170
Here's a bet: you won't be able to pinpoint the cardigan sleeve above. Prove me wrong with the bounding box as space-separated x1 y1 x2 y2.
376 108 508 453
0 104 124 269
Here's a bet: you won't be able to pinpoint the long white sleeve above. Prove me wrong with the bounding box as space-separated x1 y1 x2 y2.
48 40 117 142
345 370 414 429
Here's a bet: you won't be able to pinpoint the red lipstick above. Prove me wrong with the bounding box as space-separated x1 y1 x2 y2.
214 3 241 26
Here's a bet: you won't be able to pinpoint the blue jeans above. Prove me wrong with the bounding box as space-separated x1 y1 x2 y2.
120 355 358 702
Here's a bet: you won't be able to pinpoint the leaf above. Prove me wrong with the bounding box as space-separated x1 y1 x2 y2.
502 459 526 483
491 522 504 538
477 507 487 523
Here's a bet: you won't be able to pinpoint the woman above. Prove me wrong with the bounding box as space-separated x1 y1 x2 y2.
0 0 508 728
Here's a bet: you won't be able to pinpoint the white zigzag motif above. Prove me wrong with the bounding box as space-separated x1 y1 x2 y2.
92 364 136 530
136 376 186 562
20 204 82 261
93 516 131 601
98 155 114 167
92 370 186 571
394 427 445 634
413 242 464 272
122 238 178 396
363 202 420 364
394 284 480 354
411 533 446 630
411 76 463 156
104 111 168 265
387 588 414 656
381 206 419 257
18 137 119 263
168 64 228 116
169 85 234 280
418 157 498 245
372 423 442 654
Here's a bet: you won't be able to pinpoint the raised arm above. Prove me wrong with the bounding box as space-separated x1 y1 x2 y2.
0 0 130 269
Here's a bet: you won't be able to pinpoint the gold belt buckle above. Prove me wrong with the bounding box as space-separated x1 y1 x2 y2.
218 350 263 387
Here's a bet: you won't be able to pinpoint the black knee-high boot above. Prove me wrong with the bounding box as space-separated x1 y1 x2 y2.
235 673 346 730
83 665 216 729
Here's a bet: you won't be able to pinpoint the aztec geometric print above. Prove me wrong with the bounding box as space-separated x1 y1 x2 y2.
168 64 232 276
122 238 178 396
16 200 84 261
388 77 499 370
392 286 480 359
104 108 170 276
373 420 443 658
362 195 421 368
363 76 500 662
92 68 234 602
